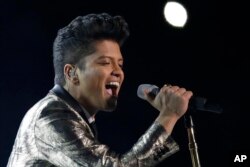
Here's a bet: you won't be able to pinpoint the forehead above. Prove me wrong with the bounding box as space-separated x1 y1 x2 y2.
83 40 123 62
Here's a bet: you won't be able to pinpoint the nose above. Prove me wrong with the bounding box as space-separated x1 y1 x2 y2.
111 64 123 77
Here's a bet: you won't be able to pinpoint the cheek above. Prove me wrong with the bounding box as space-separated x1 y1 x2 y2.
82 68 106 86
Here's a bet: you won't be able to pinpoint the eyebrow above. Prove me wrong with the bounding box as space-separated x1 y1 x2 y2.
97 55 123 62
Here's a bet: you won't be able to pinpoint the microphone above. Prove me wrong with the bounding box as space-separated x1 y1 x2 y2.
137 84 223 114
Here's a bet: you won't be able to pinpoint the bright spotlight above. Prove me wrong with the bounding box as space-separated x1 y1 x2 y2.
164 1 188 28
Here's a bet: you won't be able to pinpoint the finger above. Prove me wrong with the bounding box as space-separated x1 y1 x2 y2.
144 88 155 102
175 87 186 95
161 85 178 92
163 83 172 87
182 91 193 100
168 86 180 92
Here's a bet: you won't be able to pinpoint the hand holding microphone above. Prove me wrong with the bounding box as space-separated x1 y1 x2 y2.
137 84 223 114
137 84 193 134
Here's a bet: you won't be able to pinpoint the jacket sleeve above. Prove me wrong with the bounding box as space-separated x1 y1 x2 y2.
35 107 179 167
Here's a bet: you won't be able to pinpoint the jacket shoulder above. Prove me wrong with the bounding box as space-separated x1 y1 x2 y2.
33 93 81 122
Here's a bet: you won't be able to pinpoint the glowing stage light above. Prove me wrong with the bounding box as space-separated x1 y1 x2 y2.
164 1 188 28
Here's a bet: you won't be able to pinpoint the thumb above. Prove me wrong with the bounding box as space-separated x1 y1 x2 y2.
144 88 155 103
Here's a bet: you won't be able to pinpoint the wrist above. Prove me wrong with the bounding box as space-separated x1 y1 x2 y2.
156 115 178 134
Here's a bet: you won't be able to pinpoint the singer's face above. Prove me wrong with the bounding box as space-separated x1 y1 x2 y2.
76 39 124 112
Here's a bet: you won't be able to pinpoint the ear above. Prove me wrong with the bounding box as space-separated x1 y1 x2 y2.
64 64 79 84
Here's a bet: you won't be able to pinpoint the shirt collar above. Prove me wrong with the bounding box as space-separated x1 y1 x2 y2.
79 105 96 124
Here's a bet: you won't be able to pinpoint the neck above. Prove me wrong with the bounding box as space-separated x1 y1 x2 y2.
63 84 98 117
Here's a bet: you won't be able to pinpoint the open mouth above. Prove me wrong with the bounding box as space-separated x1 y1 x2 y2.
105 81 120 96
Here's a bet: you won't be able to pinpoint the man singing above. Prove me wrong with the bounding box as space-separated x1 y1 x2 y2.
7 13 193 167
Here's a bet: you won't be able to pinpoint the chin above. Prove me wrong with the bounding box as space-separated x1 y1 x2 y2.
104 96 118 111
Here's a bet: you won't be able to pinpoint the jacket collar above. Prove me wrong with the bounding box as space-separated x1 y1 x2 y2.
50 84 97 138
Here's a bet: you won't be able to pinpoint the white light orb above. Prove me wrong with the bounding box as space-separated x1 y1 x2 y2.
164 1 188 28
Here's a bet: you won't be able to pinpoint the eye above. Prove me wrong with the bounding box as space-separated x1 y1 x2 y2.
101 62 110 65
119 63 123 69
99 60 111 65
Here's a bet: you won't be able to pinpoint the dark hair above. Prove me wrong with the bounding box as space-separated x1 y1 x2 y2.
53 13 130 86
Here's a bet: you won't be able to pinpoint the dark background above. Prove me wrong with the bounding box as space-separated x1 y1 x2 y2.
0 0 249 167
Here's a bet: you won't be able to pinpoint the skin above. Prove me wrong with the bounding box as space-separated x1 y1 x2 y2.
64 39 193 135
148 85 193 134
64 39 124 117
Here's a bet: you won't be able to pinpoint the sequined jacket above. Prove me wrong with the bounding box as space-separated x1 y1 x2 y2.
7 85 179 167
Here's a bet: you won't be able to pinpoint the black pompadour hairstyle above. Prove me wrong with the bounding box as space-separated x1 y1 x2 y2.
53 13 130 86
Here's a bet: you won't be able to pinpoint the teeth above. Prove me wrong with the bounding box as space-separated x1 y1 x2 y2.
107 82 120 88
